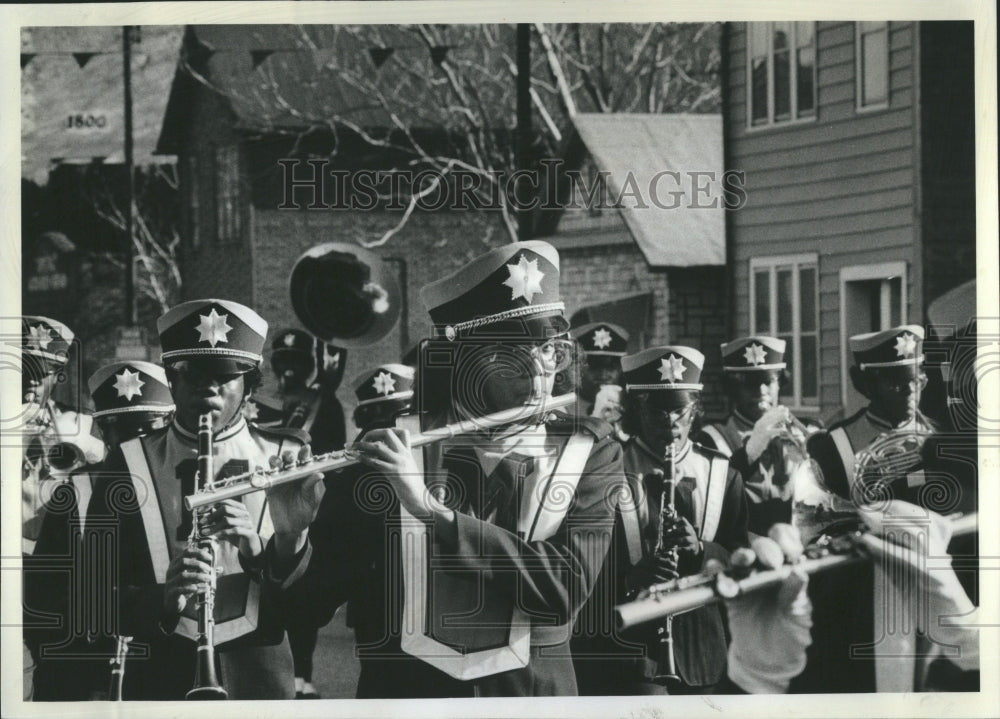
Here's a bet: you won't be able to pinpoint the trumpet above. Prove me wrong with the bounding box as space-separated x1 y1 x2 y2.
186 413 227 700
616 512 978 630
184 392 577 512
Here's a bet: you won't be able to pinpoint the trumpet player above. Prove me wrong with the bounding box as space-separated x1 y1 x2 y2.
570 321 630 440
698 336 821 536
271 240 625 697
573 346 749 696
16 315 94 700
86 300 323 700
25 360 175 701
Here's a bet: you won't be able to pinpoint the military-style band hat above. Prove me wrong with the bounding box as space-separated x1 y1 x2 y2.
420 241 568 341
271 328 316 358
850 325 925 370
88 361 175 418
353 363 415 407
721 336 786 371
157 299 268 371
571 322 630 357
622 345 705 392
20 316 74 365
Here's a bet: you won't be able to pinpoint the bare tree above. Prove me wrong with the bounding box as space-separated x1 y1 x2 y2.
87 164 183 314
180 23 720 245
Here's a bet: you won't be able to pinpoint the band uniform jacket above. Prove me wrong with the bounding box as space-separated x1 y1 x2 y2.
23 462 109 701
271 413 625 698
573 438 750 693
698 411 819 536
86 417 311 700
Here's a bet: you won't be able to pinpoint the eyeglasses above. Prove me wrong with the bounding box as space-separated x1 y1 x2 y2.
641 401 697 426
489 338 575 374
876 373 928 394
172 362 245 386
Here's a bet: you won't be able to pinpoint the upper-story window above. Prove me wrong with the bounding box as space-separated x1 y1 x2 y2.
856 21 889 110
214 144 243 244
747 22 817 127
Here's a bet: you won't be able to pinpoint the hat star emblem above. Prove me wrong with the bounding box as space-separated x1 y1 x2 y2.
112 368 145 401
195 308 233 347
592 328 613 349
744 343 767 366
895 333 917 358
283 333 297 347
372 371 397 396
502 254 545 304
658 354 687 383
27 324 53 350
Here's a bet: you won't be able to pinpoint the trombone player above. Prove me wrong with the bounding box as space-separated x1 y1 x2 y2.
86 300 323 699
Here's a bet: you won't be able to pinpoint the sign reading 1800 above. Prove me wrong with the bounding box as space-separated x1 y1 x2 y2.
66 113 108 130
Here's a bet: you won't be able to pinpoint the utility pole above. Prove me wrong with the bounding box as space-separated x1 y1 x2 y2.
515 24 533 241
123 25 137 325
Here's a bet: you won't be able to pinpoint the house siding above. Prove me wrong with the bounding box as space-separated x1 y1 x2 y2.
726 21 920 419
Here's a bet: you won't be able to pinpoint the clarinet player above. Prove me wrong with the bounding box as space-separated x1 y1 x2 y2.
86 299 323 700
573 345 750 695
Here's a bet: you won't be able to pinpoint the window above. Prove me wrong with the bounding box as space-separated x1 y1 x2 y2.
856 22 889 110
214 145 243 244
839 262 908 412
750 254 819 408
747 22 817 127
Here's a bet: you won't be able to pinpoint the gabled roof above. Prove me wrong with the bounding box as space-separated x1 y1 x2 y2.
567 113 726 267
21 26 182 182
157 25 520 155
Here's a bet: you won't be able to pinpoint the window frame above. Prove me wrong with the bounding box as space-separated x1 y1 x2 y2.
745 22 819 130
213 143 244 245
749 253 820 411
855 21 891 113
838 261 908 407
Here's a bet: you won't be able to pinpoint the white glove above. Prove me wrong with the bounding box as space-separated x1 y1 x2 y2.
857 501 979 672
726 522 812 694
726 568 812 694
745 406 791 463
591 384 623 425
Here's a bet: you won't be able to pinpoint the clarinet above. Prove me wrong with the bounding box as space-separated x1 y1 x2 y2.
108 634 132 701
186 413 228 700
652 443 680 682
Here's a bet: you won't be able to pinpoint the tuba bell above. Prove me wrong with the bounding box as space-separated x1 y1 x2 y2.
289 243 401 348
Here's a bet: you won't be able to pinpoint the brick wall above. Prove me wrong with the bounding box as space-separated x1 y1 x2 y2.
558 241 727 417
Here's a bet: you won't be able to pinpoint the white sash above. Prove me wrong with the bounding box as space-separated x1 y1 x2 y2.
121 438 261 643
399 431 594 680
699 454 729 543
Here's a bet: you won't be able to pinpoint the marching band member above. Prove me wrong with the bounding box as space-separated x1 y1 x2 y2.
574 346 749 695
268 327 346 698
570 321 629 438
271 240 625 697
26 361 174 700
722 502 978 694
17 315 98 699
806 325 935 507
698 336 820 536
86 299 322 700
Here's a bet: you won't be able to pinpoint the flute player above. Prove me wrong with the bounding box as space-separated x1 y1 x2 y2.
267 240 626 697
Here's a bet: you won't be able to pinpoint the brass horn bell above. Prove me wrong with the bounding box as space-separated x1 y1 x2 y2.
289 243 401 349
